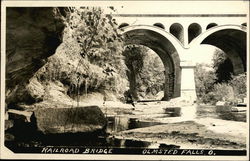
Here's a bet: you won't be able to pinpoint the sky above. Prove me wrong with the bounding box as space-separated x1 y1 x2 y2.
102 1 248 15
190 45 217 65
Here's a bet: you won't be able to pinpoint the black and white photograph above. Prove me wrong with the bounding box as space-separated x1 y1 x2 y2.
0 0 249 160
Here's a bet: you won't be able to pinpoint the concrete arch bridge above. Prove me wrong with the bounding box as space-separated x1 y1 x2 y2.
118 16 247 102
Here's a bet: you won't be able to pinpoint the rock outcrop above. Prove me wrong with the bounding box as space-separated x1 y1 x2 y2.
5 7 67 106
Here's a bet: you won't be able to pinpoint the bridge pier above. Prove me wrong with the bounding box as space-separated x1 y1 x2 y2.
180 61 197 103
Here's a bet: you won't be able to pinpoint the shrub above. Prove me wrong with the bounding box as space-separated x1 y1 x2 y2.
229 73 247 101
213 83 236 105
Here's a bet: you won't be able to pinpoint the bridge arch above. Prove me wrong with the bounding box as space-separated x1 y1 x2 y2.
190 25 247 75
121 25 184 100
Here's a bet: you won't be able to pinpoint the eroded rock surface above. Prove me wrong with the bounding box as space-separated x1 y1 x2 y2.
6 7 67 105
33 106 107 134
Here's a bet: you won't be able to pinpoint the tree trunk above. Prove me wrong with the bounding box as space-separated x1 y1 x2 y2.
129 67 138 100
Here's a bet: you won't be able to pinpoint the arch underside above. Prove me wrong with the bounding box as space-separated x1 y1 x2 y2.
123 29 181 100
201 29 246 74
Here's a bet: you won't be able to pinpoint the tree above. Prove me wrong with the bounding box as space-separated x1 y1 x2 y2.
137 50 165 99
68 7 127 102
123 45 146 100
194 63 217 103
194 50 247 105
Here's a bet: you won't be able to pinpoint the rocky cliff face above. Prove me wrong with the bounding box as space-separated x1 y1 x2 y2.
4 8 113 141
5 7 67 106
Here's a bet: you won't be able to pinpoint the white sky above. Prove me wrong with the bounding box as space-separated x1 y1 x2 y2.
103 1 248 14
190 45 216 65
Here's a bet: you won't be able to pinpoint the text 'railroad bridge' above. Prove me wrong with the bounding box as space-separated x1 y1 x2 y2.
114 13 247 102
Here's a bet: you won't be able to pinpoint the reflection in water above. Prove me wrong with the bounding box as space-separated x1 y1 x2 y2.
6 114 181 151
164 107 181 117
107 116 130 133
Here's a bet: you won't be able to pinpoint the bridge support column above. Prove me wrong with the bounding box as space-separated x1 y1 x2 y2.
180 61 197 103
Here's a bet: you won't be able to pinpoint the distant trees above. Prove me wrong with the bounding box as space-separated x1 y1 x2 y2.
194 63 217 104
194 50 246 105
137 50 165 99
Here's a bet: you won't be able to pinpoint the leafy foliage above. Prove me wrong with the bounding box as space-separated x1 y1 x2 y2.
70 7 123 66
213 83 235 104
229 73 247 100
194 63 217 103
195 62 246 105
137 50 165 99
35 7 128 102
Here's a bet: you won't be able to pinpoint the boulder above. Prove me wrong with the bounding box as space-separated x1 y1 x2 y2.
6 78 45 107
26 77 45 102
155 91 164 100
33 106 107 134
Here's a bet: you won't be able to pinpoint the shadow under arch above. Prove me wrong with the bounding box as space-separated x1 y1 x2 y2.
121 25 183 100
189 25 246 75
